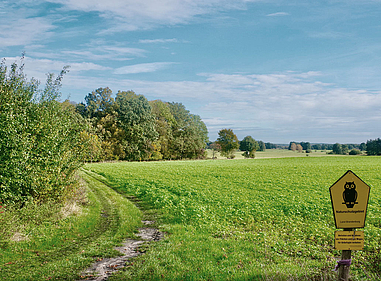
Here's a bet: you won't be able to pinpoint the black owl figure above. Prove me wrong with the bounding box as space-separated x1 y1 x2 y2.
342 181 358 208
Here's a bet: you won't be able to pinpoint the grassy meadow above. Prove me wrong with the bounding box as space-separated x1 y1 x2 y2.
86 156 381 280
0 171 142 280
206 148 335 160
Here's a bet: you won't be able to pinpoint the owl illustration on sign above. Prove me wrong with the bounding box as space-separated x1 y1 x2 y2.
342 181 358 208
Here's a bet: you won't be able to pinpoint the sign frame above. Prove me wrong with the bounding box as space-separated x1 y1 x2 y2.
329 170 370 229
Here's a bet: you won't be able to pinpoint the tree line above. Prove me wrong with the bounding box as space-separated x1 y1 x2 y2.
74 87 208 161
207 129 278 159
288 141 379 155
211 131 381 159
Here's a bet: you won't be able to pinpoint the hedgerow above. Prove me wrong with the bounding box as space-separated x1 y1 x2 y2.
0 56 84 204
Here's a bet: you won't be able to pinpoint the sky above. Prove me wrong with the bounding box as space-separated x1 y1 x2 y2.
1 0 381 143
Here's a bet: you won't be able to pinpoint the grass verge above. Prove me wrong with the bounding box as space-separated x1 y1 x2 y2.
0 169 141 280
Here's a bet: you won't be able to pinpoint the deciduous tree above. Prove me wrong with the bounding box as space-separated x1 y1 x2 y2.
116 91 158 161
217 129 239 159
290 142 297 151
209 142 221 159
258 141 266 152
366 138 381 155
239 136 258 158
332 143 343 154
167 102 208 160
296 144 303 152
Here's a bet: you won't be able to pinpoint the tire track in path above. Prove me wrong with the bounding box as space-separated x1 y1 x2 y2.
79 172 163 281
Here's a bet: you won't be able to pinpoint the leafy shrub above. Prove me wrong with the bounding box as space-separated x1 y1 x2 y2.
349 149 362 155
0 57 84 204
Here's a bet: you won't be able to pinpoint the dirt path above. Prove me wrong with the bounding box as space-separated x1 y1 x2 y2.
79 173 163 281
80 221 163 281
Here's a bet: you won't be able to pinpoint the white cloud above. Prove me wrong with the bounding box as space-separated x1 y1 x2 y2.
46 0 256 31
3 56 110 82
60 47 147 61
102 46 147 57
114 62 176 74
266 12 289 17
139 38 179 44
309 31 350 39
0 17 55 47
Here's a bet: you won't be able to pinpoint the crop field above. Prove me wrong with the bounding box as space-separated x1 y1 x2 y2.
86 156 381 280
207 149 335 160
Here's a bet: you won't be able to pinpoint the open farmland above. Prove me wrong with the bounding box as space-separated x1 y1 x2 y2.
86 156 381 280
207 149 334 160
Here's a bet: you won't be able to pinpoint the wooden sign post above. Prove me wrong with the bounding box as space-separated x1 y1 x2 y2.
329 170 370 281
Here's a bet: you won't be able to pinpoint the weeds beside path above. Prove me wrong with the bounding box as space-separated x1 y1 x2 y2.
0 169 142 280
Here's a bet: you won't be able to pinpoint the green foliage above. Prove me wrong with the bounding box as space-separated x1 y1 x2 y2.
97 112 126 161
208 142 221 159
239 135 258 158
0 57 84 204
257 140 266 151
79 130 103 162
217 128 239 158
342 144 348 154
84 87 115 119
167 102 208 160
79 88 125 161
78 93 208 161
116 91 158 161
149 100 175 160
349 149 362 155
360 142 367 151
366 138 381 155
289 141 311 151
332 143 343 154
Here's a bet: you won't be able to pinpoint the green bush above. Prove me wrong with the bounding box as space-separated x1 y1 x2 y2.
349 149 362 155
0 57 84 204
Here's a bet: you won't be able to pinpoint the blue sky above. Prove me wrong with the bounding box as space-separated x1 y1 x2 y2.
1 0 381 143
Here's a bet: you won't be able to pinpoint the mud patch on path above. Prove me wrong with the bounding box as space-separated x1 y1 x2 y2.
79 221 163 281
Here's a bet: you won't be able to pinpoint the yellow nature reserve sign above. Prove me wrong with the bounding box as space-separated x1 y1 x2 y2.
330 170 370 229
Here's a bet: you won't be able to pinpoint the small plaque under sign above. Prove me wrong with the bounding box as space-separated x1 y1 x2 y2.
335 230 364 250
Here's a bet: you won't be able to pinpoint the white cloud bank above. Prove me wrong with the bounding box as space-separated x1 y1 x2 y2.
266 12 290 17
114 62 176 74
46 0 257 30
0 17 55 47
3 56 111 83
139 38 179 44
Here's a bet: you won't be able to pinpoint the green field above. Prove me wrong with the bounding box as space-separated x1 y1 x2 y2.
207 149 336 160
86 156 381 280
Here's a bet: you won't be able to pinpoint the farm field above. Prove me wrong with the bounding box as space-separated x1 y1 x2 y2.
86 156 381 280
206 149 336 160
